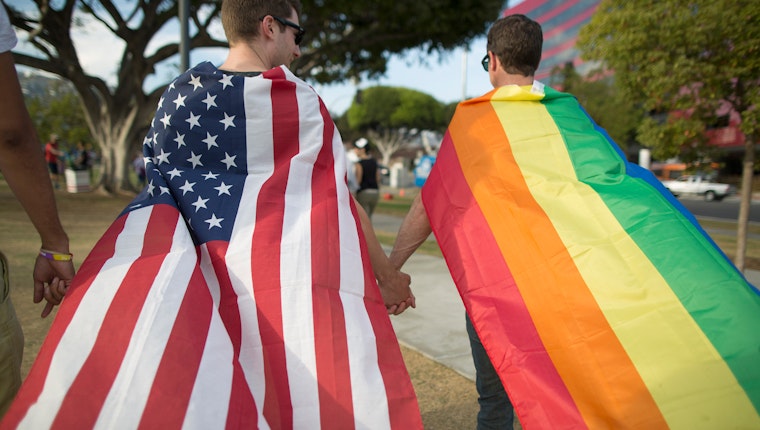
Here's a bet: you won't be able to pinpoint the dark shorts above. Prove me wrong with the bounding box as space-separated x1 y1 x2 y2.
48 162 59 175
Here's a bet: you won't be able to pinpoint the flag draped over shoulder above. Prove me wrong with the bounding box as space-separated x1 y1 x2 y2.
2 63 421 430
422 83 760 429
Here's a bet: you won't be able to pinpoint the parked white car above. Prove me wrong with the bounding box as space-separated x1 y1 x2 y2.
661 175 736 201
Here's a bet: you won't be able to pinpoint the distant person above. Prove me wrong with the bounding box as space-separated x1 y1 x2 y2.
70 141 90 171
1 0 421 428
390 14 760 429
44 134 64 189
354 137 380 219
0 7 75 418
345 141 360 195
132 150 146 187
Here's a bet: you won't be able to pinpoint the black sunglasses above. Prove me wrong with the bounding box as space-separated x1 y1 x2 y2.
481 53 489 72
270 15 305 45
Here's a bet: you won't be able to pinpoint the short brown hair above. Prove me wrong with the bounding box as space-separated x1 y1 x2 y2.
486 14 543 77
221 0 303 44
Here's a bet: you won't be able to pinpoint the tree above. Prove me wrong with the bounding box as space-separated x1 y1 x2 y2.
344 86 447 166
549 62 643 151
5 0 503 193
22 74 94 154
577 0 760 270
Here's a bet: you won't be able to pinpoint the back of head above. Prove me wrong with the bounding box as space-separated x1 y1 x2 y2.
221 0 303 45
487 14 543 77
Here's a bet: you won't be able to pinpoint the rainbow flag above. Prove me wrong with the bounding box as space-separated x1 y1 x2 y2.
422 83 760 429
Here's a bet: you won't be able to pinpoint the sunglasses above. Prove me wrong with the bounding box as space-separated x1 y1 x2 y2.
481 53 489 72
270 15 305 45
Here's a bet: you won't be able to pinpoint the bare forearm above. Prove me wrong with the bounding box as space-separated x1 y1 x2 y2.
355 197 393 280
389 193 431 269
0 143 69 251
0 53 69 252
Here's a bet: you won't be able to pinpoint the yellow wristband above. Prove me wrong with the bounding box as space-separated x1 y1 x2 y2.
39 249 73 262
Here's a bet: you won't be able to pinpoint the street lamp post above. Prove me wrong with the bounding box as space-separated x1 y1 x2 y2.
179 0 190 72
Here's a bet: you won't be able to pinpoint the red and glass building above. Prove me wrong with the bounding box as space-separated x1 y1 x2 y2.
501 0 600 81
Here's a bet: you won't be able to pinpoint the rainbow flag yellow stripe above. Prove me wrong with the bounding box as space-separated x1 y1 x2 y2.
422 85 760 429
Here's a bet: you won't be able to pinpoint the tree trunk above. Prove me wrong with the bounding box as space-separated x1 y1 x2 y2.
734 135 755 272
84 99 149 195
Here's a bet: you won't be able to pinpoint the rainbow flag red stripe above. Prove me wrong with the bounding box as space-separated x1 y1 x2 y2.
422 84 760 429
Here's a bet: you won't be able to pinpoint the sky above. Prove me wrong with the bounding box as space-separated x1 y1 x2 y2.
13 1 519 116
316 41 495 116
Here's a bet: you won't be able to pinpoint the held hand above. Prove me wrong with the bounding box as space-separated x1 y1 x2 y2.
33 255 75 318
377 269 416 316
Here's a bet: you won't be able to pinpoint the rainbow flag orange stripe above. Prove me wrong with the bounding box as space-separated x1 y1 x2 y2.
422 84 760 429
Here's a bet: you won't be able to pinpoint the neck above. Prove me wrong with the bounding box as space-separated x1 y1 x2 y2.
219 42 271 73
492 71 534 88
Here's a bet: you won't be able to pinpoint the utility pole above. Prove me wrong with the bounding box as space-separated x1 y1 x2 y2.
461 48 468 101
179 0 190 71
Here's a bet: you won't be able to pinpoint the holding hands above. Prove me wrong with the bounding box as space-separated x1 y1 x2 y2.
376 266 416 316
33 250 75 318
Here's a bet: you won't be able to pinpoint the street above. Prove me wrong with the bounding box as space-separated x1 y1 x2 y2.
678 196 760 223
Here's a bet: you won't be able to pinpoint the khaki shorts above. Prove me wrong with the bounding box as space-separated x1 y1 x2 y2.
0 251 24 418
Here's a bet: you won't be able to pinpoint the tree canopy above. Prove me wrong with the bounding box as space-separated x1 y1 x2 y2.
577 0 760 161
345 86 447 165
297 0 504 83
577 0 760 269
5 0 504 192
549 63 643 151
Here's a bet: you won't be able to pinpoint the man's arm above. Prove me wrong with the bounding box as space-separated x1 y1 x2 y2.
0 51 74 317
354 196 415 315
389 193 432 269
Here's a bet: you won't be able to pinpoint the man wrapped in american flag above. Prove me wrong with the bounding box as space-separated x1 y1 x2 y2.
1 0 422 428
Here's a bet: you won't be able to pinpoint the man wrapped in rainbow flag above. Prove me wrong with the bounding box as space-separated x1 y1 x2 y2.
390 14 760 430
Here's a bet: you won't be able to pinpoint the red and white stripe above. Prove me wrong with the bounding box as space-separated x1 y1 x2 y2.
2 67 421 430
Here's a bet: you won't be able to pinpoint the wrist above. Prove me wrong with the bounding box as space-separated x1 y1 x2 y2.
40 235 70 255
39 248 73 262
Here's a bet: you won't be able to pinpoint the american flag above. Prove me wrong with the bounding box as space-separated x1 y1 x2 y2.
2 63 422 429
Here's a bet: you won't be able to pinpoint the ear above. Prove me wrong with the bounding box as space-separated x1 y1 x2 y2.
489 52 498 72
260 15 276 40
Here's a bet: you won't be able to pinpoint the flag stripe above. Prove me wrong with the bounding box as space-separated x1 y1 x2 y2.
310 96 355 428
206 241 260 429
252 69 298 427
185 245 236 429
422 129 586 427
138 263 210 426
549 101 760 411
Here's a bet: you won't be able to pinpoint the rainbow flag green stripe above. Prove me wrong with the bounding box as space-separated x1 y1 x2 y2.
543 90 760 412
422 84 760 429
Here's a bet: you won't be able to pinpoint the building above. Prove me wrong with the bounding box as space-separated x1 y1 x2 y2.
502 0 601 81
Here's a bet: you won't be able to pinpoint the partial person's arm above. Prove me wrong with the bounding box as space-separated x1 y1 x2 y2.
0 51 74 317
354 197 415 315
389 193 432 269
354 161 363 186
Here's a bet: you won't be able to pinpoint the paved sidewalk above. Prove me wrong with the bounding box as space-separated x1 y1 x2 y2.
372 213 760 382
